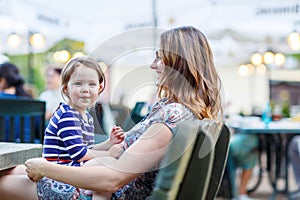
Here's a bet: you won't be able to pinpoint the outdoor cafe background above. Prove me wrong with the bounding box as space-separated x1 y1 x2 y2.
0 0 300 118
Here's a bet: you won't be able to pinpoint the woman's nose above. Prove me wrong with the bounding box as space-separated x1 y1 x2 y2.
150 58 158 69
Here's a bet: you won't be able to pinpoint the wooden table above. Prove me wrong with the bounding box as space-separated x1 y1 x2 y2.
0 142 42 170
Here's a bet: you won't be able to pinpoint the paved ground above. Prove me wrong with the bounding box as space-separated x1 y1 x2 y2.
246 167 297 200
217 154 299 200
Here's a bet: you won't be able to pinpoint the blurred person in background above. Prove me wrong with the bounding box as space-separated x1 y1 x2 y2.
229 133 259 200
221 99 260 200
289 136 300 199
24 83 38 99
0 62 33 142
39 65 63 120
0 62 32 98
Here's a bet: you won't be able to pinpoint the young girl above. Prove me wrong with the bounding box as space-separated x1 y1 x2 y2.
42 56 124 167
30 56 124 199
0 57 124 193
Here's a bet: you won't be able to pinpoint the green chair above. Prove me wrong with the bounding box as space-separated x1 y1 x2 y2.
122 101 146 131
206 124 231 200
110 104 131 127
0 98 46 144
151 119 217 200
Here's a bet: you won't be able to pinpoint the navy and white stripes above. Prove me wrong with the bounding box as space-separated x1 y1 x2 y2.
43 103 94 166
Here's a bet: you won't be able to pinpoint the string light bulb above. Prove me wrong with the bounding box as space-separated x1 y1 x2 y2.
7 33 21 48
250 53 263 66
29 33 45 48
263 51 274 65
287 31 300 50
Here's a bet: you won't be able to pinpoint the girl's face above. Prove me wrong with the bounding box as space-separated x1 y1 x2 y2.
65 65 102 114
150 51 165 75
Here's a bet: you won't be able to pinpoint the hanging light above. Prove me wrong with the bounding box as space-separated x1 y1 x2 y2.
7 33 21 48
54 50 71 63
256 64 267 74
29 33 45 49
246 64 255 75
274 53 286 66
287 31 300 50
238 64 249 76
7 32 45 49
72 51 85 58
250 52 263 66
239 49 286 76
263 51 274 65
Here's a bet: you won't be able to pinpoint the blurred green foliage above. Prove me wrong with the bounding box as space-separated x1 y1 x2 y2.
4 38 85 96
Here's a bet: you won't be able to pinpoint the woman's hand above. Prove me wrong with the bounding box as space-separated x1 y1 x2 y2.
24 158 47 181
110 126 125 144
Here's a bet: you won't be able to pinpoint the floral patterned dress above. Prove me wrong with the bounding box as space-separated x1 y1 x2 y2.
111 99 196 200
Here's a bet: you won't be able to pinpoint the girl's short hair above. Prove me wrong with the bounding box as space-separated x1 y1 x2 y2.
60 56 106 102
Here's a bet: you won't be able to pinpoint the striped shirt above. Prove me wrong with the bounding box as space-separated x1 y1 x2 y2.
43 103 94 166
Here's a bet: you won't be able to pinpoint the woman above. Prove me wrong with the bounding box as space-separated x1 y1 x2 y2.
39 65 63 120
0 62 32 98
0 26 223 200
0 62 33 142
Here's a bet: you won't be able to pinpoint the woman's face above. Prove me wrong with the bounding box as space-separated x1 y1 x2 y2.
0 78 5 90
150 51 164 75
46 68 61 90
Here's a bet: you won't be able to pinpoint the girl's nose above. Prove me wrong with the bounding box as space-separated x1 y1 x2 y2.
81 84 89 93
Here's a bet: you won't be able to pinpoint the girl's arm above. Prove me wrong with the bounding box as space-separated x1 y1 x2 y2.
77 126 125 161
25 123 172 193
91 139 114 151
77 143 124 161
76 126 125 161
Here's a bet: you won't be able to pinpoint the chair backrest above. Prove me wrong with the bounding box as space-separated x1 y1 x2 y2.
151 119 219 200
88 102 105 135
0 98 46 144
206 124 231 200
122 101 147 131
110 104 131 126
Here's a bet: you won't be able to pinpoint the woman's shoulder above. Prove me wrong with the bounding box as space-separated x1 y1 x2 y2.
160 100 192 115
149 100 195 124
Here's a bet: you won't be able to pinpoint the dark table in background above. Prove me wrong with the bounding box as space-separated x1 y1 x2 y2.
227 117 300 200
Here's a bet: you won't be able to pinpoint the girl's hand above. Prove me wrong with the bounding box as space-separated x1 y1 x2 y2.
72 188 80 200
110 126 125 144
24 158 47 181
109 143 124 158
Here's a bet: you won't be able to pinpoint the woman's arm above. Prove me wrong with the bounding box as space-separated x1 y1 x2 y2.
25 123 172 193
